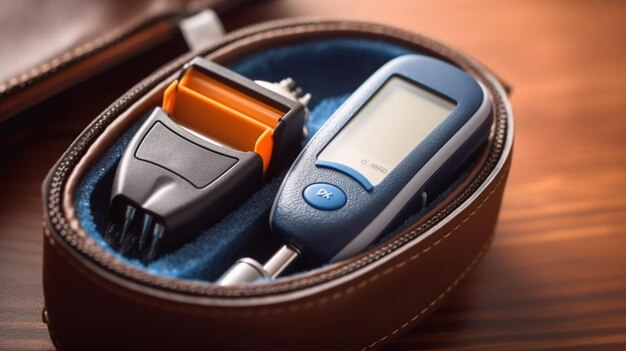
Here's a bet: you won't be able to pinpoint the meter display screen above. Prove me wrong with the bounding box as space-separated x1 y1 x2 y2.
317 77 456 186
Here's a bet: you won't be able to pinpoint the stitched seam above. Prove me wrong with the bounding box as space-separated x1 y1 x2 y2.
279 170 507 315
42 167 506 318
353 173 508 349
360 235 493 351
0 13 178 96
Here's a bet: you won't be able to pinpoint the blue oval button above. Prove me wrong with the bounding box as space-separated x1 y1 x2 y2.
303 183 347 211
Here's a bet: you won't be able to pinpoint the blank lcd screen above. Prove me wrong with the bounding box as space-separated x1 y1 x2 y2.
317 77 456 186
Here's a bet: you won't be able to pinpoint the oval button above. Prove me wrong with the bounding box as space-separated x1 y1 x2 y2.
303 183 347 211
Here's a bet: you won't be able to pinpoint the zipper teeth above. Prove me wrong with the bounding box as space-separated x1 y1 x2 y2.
45 18 509 297
0 12 182 98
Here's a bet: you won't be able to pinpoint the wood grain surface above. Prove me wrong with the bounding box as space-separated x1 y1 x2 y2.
1 1 625 350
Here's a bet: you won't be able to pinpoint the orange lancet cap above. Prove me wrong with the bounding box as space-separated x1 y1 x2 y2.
162 66 287 172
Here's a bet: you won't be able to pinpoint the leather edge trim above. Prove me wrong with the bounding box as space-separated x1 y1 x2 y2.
48 160 510 310
0 20 176 121
360 232 497 350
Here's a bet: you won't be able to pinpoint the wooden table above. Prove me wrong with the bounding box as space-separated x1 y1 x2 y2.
1 1 625 349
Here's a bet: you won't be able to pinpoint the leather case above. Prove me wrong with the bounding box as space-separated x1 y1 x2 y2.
0 0 258 150
41 18 514 350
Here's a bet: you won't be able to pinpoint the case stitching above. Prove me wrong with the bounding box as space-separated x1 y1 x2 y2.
355 172 508 349
42 165 506 318
248 167 506 318
284 168 507 314
0 13 177 96
360 237 491 351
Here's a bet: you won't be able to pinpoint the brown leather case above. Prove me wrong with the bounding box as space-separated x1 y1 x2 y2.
0 0 255 120
0 0 260 155
41 18 514 350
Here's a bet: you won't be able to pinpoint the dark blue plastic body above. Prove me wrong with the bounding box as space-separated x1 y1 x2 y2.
270 55 490 262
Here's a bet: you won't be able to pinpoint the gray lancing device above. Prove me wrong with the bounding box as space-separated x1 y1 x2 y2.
106 57 308 262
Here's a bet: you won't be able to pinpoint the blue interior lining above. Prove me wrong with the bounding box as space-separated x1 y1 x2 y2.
74 38 448 282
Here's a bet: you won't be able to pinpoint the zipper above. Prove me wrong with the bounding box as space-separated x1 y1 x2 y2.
44 18 509 297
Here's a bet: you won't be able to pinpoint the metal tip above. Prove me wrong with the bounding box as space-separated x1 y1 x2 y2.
104 222 118 245
117 205 137 245
217 245 301 286
138 214 154 251
262 245 300 278
143 223 164 262
119 231 137 254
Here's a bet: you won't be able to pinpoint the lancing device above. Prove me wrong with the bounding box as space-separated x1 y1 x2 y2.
106 57 310 261
217 55 493 285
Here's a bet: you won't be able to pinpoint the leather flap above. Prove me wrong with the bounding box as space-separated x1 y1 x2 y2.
0 0 257 121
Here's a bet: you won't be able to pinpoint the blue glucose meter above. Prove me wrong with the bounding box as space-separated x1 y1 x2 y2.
217 55 493 285
270 54 493 263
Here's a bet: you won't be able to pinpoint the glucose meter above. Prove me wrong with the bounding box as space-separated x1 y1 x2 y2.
271 54 493 262
218 54 492 285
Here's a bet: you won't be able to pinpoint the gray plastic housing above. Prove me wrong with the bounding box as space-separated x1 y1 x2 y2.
110 107 263 250
108 57 307 258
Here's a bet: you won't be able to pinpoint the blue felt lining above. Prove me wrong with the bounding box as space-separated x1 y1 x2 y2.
74 38 428 281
